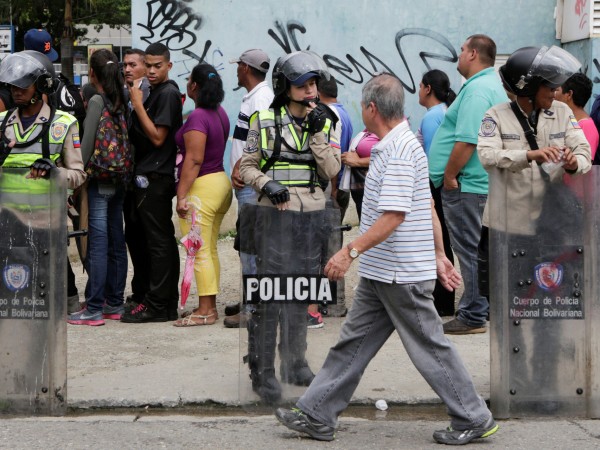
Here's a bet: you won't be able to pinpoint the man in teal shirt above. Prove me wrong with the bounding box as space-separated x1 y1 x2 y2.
429 34 508 334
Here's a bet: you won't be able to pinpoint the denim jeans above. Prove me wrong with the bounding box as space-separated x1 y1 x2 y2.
441 188 488 327
236 185 257 276
297 278 491 430
84 180 128 314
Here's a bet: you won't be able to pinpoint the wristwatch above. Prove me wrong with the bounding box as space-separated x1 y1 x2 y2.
347 244 360 259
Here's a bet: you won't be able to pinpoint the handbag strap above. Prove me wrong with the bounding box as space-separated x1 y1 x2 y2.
509 101 550 181
509 101 538 150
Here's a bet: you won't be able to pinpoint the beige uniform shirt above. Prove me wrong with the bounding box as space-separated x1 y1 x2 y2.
478 101 591 235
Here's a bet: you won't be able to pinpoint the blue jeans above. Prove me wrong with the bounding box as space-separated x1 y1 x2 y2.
84 180 128 314
236 185 257 276
297 278 491 430
441 188 488 327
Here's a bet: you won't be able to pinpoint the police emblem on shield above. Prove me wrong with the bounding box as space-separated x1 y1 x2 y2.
535 262 563 291
51 122 68 140
3 264 30 292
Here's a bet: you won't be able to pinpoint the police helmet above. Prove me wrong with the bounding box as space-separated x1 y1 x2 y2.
271 51 330 100
0 50 58 94
499 46 581 97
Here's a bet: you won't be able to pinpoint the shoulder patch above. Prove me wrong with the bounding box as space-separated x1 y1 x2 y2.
478 116 497 137
243 129 259 153
569 115 581 129
51 122 68 140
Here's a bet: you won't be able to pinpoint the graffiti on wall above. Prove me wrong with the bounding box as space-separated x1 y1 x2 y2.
136 1 458 93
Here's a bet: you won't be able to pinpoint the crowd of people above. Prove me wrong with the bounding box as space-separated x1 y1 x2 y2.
0 27 597 445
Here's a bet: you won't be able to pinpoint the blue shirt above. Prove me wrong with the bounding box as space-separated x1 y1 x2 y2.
358 120 436 284
331 102 354 185
418 103 446 156
428 67 508 194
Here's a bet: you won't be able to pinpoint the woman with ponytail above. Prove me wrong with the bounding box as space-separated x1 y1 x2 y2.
417 69 456 156
68 49 130 326
173 63 232 327
417 69 457 317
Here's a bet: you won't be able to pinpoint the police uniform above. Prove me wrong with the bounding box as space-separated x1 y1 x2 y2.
239 105 341 211
0 102 86 190
238 105 341 403
478 100 591 235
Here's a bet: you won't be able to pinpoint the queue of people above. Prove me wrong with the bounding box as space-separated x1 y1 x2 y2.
1 27 598 446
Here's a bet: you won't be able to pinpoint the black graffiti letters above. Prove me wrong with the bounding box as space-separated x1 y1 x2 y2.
268 20 310 54
139 0 203 50
268 20 458 94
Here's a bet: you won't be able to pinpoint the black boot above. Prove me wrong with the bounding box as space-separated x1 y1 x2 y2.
246 304 281 404
279 303 315 386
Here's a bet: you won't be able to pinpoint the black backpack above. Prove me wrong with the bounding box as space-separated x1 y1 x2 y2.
49 74 87 135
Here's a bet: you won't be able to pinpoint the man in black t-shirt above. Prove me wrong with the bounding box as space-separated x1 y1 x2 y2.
121 43 183 323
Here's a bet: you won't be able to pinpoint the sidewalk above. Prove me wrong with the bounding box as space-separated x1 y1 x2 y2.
67 218 488 410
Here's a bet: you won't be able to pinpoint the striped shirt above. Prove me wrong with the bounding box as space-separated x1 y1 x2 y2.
358 120 437 284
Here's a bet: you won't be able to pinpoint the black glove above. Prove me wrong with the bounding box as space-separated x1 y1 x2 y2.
261 180 290 205
31 158 56 178
306 103 339 134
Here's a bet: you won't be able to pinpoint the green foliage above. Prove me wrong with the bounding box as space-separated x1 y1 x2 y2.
0 0 130 54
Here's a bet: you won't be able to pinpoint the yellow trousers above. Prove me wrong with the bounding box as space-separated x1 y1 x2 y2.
179 171 232 296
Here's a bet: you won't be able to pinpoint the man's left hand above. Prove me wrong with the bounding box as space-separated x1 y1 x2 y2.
443 175 459 191
324 247 353 281
436 254 462 291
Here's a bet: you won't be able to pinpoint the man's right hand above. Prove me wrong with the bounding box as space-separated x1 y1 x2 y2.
527 146 563 164
231 160 245 189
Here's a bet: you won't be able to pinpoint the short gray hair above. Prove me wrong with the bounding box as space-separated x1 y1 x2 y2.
361 73 404 121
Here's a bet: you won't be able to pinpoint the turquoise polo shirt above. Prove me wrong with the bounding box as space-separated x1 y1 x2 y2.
428 67 508 194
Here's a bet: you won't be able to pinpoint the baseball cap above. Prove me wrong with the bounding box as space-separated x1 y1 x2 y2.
24 29 58 62
229 49 270 73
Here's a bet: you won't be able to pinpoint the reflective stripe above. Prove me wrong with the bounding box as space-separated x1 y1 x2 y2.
254 106 333 186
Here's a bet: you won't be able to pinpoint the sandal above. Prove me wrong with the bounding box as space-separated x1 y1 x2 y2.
173 313 216 327
181 308 219 320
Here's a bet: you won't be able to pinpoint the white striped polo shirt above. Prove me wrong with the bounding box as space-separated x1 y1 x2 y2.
358 120 437 284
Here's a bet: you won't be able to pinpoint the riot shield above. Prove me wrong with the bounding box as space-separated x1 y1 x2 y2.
0 168 67 415
489 167 600 418
238 203 341 409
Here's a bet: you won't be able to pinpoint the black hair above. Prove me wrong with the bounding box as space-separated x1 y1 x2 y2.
190 63 224 109
89 48 127 112
318 76 338 98
145 43 170 61
422 69 456 106
561 72 593 108
81 83 98 102
125 48 145 58
248 65 267 81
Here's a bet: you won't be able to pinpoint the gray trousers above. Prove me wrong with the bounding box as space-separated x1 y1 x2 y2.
297 277 491 430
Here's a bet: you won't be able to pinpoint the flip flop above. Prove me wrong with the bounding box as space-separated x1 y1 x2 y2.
173 313 216 327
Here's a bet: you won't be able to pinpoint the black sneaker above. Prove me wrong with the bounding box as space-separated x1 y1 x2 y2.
433 415 498 445
120 303 168 323
275 407 335 441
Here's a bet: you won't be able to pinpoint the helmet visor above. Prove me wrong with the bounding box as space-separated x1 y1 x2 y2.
0 53 43 89
529 46 581 87
277 51 331 84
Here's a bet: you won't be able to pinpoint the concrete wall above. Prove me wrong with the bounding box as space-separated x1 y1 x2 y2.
131 0 559 232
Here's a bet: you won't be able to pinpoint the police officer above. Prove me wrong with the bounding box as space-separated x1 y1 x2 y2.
0 50 85 188
239 50 341 403
476 46 591 299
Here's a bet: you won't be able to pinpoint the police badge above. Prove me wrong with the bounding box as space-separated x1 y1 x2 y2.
535 262 563 291
3 264 31 292
51 122 68 141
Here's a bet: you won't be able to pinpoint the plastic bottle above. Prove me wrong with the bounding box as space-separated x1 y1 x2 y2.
541 150 565 174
